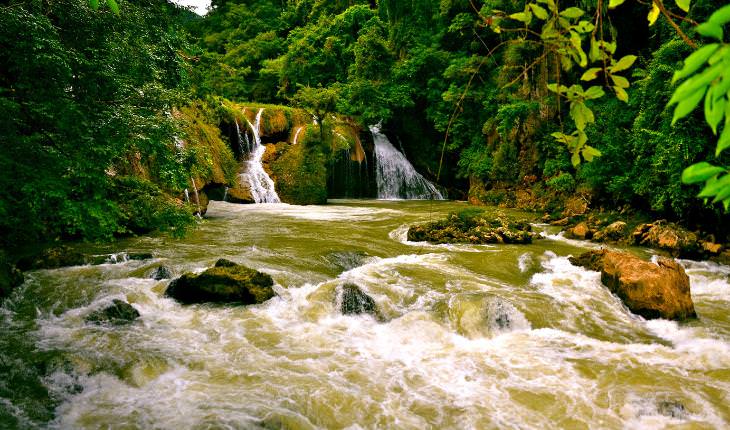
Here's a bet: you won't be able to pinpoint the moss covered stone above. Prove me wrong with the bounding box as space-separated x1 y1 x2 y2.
165 261 275 305
86 300 140 325
407 210 536 244
270 142 328 205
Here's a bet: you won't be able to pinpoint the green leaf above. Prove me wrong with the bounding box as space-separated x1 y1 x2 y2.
509 12 532 24
705 88 725 134
711 181 730 203
573 21 595 33
709 4 730 26
611 55 637 73
672 86 707 124
669 62 723 105
584 86 605 100
529 4 549 20
571 151 581 166
90 0 99 9
609 0 627 9
648 3 660 26
581 145 602 162
674 0 690 13
106 0 119 14
696 22 724 41
698 174 730 197
717 125 730 156
570 102 594 130
581 68 602 81
672 44 720 83
611 74 630 89
681 162 725 184
614 86 629 102
560 7 585 19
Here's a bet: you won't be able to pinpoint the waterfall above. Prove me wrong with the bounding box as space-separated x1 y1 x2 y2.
292 126 304 145
239 109 281 203
370 124 444 200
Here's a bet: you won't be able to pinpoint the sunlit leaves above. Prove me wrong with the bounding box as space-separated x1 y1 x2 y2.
608 0 626 9
529 4 548 20
696 22 723 41
675 0 691 13
648 3 660 26
611 55 637 72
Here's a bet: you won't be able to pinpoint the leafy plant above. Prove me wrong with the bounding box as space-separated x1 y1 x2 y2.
670 4 730 209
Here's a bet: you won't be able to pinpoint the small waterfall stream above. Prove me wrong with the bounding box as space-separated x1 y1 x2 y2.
239 108 281 203
370 125 444 200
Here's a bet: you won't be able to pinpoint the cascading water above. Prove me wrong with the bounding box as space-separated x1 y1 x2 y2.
292 126 304 145
239 108 280 203
370 124 444 200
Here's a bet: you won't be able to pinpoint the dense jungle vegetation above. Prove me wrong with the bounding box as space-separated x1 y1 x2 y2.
2 0 729 250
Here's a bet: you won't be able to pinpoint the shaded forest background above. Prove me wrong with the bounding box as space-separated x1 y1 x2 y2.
1 0 727 250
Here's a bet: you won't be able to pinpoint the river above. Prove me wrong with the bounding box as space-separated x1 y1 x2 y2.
1 200 729 429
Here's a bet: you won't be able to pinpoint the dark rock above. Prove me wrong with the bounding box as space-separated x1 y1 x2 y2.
86 300 140 325
150 266 172 280
657 400 686 419
214 258 238 268
17 246 86 270
570 250 696 321
0 252 24 301
339 283 379 317
88 252 154 265
323 251 369 271
165 261 275 305
226 187 254 204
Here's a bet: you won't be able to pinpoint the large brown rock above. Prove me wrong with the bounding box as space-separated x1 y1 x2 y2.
632 221 698 257
564 222 593 240
226 186 254 204
570 250 696 321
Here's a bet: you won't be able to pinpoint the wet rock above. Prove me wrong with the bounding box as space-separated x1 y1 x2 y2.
88 252 154 265
214 258 238 268
657 400 687 419
562 196 589 217
564 222 593 240
86 300 140 325
550 217 570 226
570 250 696 321
632 221 698 257
0 252 24 300
407 211 536 245
165 261 275 305
17 246 86 270
338 283 379 317
323 251 369 271
601 221 627 241
226 186 255 204
149 265 172 280
701 241 723 255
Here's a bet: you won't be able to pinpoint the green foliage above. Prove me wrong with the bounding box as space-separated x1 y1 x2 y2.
0 0 196 247
669 4 730 209
546 172 576 194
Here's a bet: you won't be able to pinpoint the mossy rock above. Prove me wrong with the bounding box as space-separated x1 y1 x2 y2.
270 143 327 205
338 283 380 319
165 261 275 305
407 210 536 245
86 300 140 325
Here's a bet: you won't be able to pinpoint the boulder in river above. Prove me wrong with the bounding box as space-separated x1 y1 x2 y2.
323 251 370 271
165 261 275 305
86 300 140 325
338 283 380 318
149 265 173 280
570 250 696 321
564 221 593 240
407 210 536 245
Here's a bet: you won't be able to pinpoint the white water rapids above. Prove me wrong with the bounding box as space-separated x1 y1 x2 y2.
2 201 729 429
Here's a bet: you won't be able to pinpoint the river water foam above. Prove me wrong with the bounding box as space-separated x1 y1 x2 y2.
1 200 729 429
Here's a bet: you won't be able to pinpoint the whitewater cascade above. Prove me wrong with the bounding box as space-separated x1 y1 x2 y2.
370 124 444 200
240 108 281 203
